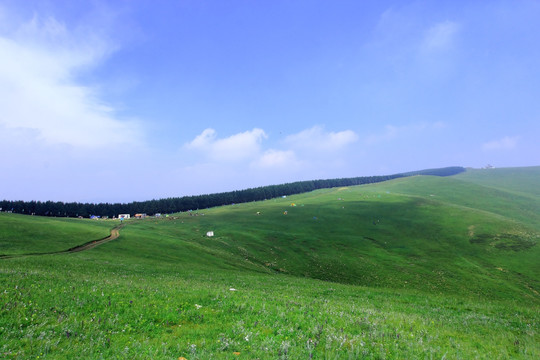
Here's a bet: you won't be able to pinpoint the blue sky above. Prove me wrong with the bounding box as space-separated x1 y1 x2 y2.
1 0 539 203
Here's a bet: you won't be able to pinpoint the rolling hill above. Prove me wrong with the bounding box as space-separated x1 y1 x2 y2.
0 167 538 359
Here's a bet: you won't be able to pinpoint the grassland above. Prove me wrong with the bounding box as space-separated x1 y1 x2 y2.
455 166 540 199
0 216 113 256
0 167 539 359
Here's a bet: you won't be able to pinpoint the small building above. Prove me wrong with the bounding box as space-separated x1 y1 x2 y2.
134 213 147 219
118 214 130 220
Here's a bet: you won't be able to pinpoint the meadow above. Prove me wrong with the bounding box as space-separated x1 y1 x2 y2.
1 167 539 359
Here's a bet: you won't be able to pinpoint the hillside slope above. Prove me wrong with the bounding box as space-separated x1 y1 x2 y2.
113 170 539 302
455 166 540 199
0 214 113 255
1 167 539 359
1 168 538 302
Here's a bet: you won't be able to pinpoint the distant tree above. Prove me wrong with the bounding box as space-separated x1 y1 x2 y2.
0 167 464 217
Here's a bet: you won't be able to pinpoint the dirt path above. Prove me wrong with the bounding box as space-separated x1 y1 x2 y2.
66 225 123 253
0 224 124 259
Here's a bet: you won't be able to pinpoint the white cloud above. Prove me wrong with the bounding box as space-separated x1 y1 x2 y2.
186 128 217 148
285 126 358 151
0 12 141 150
252 149 298 168
482 136 519 151
185 125 358 172
186 128 267 162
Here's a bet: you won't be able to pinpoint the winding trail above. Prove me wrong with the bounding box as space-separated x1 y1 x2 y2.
0 224 124 259
66 225 123 253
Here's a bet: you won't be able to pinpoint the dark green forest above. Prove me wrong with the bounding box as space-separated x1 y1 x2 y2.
1 167 464 217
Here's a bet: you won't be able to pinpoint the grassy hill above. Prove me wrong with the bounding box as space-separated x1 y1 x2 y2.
0 167 538 359
0 215 113 256
455 166 540 199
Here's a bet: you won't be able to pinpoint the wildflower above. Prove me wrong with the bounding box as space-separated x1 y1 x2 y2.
229 288 237 291
195 304 202 309
233 352 240 356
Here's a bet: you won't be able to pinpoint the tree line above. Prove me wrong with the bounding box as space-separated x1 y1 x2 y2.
1 167 464 218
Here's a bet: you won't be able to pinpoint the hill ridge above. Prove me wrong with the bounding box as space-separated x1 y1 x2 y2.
0 166 465 217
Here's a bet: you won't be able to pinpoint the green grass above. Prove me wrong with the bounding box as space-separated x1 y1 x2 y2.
455 166 540 199
1 257 538 359
0 214 113 256
0 167 539 358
